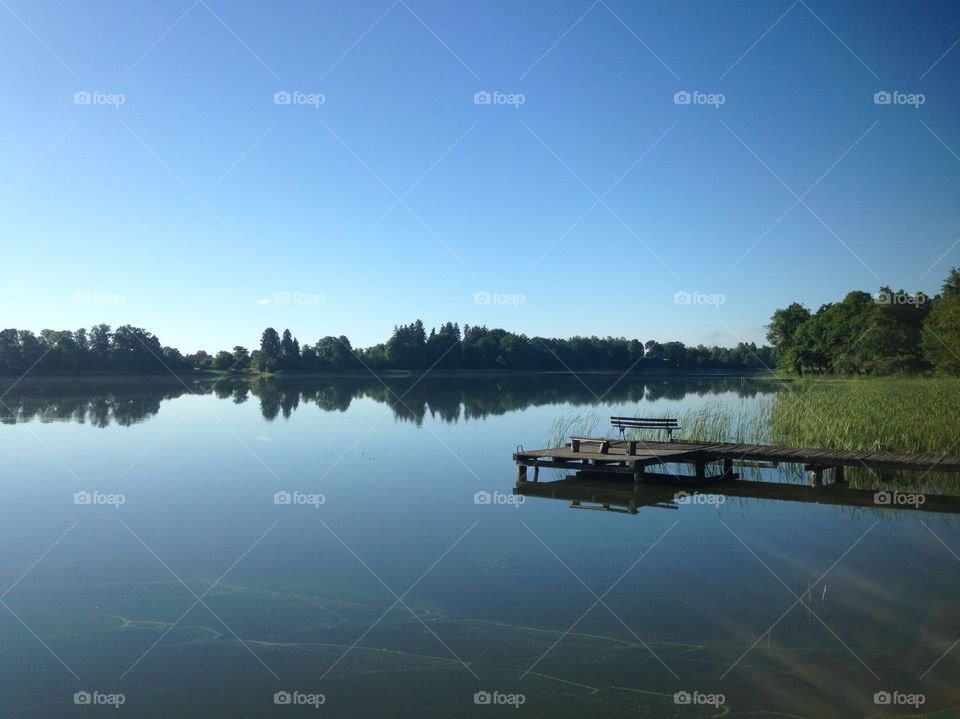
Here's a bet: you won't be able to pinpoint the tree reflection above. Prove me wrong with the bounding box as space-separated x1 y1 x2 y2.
0 373 780 427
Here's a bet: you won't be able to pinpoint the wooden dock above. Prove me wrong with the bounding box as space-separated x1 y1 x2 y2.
513 438 960 485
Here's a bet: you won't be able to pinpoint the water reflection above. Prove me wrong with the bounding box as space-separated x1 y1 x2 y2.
516 475 960 516
0 377 203 427
0 373 778 426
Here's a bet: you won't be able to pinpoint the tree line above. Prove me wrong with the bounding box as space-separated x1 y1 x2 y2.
241 323 772 372
0 321 772 375
0 325 192 374
766 268 960 375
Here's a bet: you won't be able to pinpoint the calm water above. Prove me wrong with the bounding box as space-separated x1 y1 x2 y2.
0 374 957 717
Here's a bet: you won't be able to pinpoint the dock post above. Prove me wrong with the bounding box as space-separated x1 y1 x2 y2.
633 461 645 484
723 458 733 478
533 465 540 482
695 459 706 480
810 467 822 487
517 464 527 483
834 465 845 483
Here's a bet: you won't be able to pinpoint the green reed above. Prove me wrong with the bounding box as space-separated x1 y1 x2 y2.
768 377 960 455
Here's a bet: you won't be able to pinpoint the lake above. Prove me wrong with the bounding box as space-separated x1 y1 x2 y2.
0 373 956 717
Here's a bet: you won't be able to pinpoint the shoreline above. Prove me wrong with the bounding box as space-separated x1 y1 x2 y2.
0 368 778 386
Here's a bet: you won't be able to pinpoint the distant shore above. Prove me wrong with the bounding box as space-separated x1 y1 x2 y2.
0 367 777 387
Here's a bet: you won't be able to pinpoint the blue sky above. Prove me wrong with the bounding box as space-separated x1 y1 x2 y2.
2 0 959 353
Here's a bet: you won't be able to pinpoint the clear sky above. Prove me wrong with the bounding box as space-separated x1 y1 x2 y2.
2 0 959 353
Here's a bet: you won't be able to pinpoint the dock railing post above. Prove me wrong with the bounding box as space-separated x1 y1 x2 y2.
517 464 527 483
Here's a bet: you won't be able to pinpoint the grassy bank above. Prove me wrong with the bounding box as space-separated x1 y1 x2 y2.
767 377 960 455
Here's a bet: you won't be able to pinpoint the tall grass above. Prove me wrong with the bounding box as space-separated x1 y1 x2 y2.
546 411 600 449
593 379 960 455
621 400 771 445
768 377 960 455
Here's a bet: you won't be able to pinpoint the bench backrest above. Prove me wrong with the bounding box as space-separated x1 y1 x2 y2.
610 416 679 428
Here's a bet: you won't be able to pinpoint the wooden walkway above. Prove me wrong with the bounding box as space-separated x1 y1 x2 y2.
513 438 960 484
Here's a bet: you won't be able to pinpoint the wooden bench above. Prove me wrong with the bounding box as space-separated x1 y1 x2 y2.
570 436 610 454
610 416 680 442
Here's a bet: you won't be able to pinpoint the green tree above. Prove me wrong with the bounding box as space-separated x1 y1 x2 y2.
923 268 960 373
110 326 163 371
213 350 235 370
279 329 300 370
232 346 250 369
386 321 427 369
316 336 356 370
766 303 811 372
0 329 19 373
258 328 281 371
90 324 112 359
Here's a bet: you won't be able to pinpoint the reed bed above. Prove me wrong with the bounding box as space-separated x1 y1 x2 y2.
626 401 770 445
768 378 960 455
546 411 601 449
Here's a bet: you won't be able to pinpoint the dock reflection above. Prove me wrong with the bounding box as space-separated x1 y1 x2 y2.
514 475 960 515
